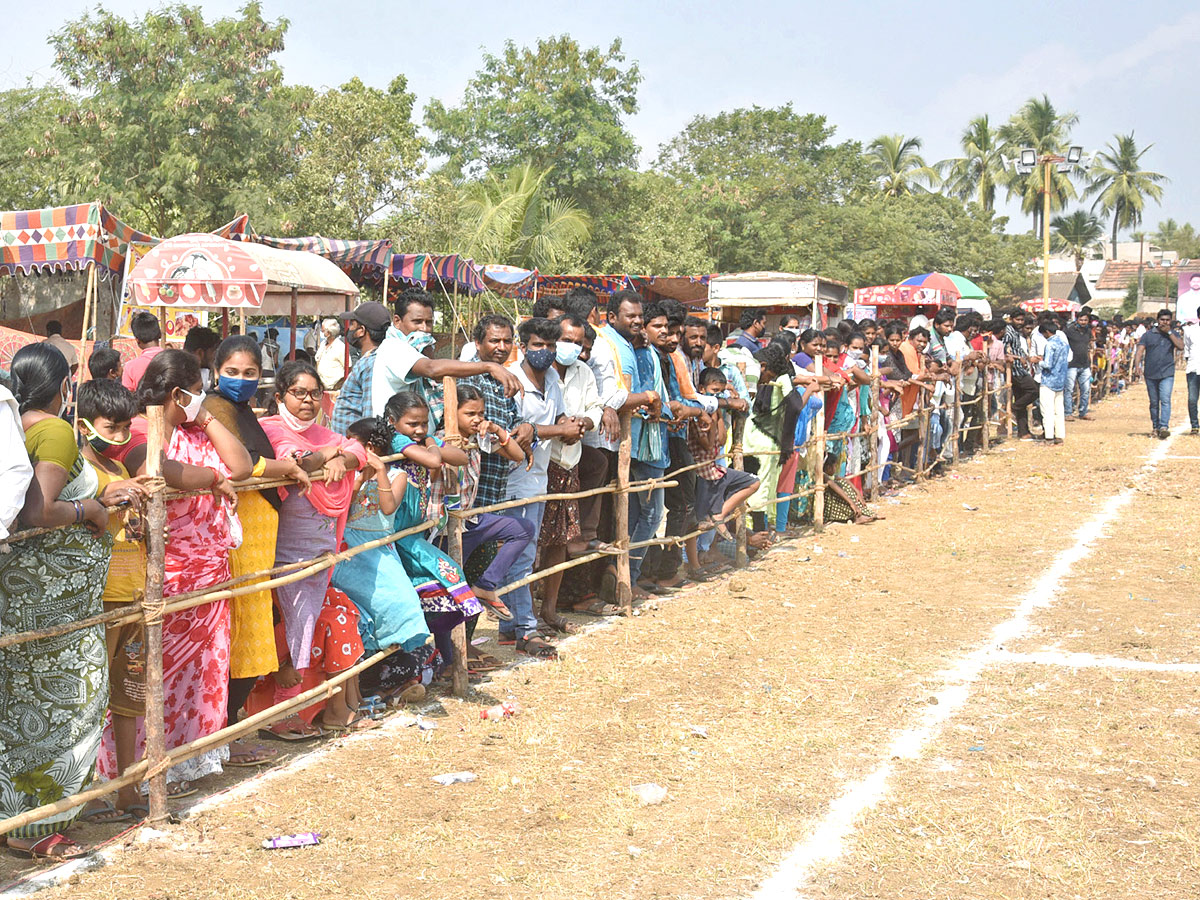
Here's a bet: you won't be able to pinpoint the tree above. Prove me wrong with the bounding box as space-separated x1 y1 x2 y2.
425 36 640 206
1050 210 1103 271
282 76 424 237
1084 133 1166 258
460 164 591 271
587 171 713 274
999 95 1079 237
1151 218 1200 259
938 115 1005 211
50 3 297 236
0 84 89 210
865 134 938 197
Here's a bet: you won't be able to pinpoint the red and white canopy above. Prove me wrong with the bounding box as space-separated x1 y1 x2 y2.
1019 297 1080 313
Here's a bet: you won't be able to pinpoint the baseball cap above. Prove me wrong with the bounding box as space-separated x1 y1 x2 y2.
338 301 391 330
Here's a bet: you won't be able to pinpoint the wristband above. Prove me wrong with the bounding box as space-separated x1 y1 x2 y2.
72 500 84 524
251 457 268 478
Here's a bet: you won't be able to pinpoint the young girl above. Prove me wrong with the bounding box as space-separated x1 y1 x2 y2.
821 452 884 525
373 392 488 674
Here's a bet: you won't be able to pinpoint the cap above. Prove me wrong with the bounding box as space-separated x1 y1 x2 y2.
338 301 391 330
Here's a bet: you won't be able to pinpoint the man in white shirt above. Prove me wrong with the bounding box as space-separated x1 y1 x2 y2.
498 317 586 658
0 383 33 542
1177 273 1200 324
369 289 521 418
314 318 348 390
1184 320 1200 433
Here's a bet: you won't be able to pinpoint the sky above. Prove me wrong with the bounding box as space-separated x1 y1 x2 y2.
2 0 1197 239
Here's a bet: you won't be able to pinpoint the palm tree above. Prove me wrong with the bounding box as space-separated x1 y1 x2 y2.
1050 210 1103 271
999 95 1079 237
938 114 1006 211
866 134 938 197
460 164 591 270
1152 218 1180 249
1085 134 1167 258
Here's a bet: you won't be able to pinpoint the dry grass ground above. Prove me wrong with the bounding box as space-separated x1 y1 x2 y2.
9 381 1196 899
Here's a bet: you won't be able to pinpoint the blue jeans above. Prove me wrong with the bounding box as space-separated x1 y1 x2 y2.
1146 375 1174 431
497 500 545 640
1065 366 1091 417
1188 372 1200 429
628 461 666 584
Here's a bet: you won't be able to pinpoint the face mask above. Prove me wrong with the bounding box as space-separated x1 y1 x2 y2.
277 402 316 433
176 387 205 423
80 418 132 455
783 327 800 337
525 348 556 371
555 341 582 366
217 374 259 404
347 327 364 350
846 348 863 360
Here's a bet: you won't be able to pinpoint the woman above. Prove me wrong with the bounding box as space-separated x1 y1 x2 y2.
120 349 252 793
0 345 123 858
260 361 365 739
205 336 311 763
743 344 794 543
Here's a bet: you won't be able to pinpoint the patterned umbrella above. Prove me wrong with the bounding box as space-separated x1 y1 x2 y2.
898 271 988 300
1019 298 1081 313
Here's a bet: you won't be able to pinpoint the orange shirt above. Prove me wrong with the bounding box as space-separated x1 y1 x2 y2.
899 341 925 416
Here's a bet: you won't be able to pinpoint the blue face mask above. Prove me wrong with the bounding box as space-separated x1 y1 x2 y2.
217 374 259 403
525 347 556 371
555 341 582 366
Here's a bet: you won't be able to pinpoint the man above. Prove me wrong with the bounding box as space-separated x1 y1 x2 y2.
1184 316 1200 435
370 291 521 422
1002 309 1039 440
461 315 529 510
925 308 960 460
531 296 567 320
1036 314 1070 445
1177 273 1200 324
944 315 983 454
313 318 347 390
183 326 219 390
330 301 390 434
43 320 79 374
1063 307 1094 422
731 308 767 353
1133 308 1183 438
498 317 586 659
121 311 164 391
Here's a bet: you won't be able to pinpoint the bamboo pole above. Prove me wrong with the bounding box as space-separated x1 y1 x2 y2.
916 393 930 482
952 369 962 465
142 405 168 824
730 413 748 568
981 363 991 453
1004 362 1014 440
868 346 881 501
813 356 826 531
289 287 298 360
73 263 95 429
441 376 468 699
615 411 633 615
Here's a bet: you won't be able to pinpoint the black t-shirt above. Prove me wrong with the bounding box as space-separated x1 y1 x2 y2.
1064 322 1092 368
1138 329 1178 380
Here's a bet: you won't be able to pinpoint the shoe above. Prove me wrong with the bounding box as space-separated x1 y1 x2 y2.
1078 414 1093 421
1191 428 1199 435
1064 415 1076 421
1157 428 1170 439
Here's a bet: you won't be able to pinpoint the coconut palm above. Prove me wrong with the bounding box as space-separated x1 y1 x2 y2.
1152 218 1180 248
460 163 591 271
999 95 1080 237
1050 210 1103 271
938 114 1006 211
1085 133 1167 258
866 134 938 197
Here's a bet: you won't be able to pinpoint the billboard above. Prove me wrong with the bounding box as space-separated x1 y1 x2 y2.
1177 270 1200 323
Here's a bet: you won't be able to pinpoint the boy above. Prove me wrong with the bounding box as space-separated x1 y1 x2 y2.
77 379 151 820
689 368 760 543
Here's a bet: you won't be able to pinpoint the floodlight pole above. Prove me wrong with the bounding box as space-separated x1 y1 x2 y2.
1042 159 1052 304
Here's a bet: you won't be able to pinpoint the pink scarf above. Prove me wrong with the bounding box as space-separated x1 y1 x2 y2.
260 416 367 534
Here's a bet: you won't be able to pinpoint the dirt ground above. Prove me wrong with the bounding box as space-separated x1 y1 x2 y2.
8 380 1199 899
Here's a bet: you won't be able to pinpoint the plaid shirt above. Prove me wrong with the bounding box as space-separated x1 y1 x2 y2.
330 349 376 435
687 415 725 481
460 373 519 508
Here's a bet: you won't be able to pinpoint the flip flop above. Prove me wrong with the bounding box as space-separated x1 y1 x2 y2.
168 780 198 799
320 715 380 733
571 598 621 617
124 804 149 822
79 802 132 825
259 715 324 742
516 635 559 660
7 833 89 861
225 742 280 767
540 616 580 636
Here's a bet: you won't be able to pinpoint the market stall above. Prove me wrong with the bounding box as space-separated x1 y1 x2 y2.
706 271 849 329
848 284 957 323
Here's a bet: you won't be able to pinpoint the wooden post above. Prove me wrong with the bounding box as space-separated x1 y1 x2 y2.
239 308 247 338
813 356 826 531
142 405 169 824
980 360 991 453
382 264 390 307
221 308 230 339
916 393 929 482
441 377 468 698
1004 362 1013 440
289 287 299 361
952 369 962 465
868 346 881 501
730 413 749 568
73 263 95 428
614 411 633 615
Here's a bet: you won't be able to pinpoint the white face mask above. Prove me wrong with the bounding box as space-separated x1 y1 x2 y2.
555 341 583 366
176 387 205 423
846 348 863 360
59 380 70 417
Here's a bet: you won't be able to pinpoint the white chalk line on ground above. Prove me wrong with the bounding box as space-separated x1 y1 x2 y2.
996 649 1200 673
749 425 1183 900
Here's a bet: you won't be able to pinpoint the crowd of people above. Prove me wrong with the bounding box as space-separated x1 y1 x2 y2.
0 285 1176 860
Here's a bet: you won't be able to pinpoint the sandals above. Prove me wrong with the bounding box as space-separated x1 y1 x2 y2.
259 715 324 742
320 715 380 733
467 655 504 673
540 616 580 636
568 539 619 558
79 802 132 825
516 635 559 660
473 587 514 622
8 833 89 861
168 780 198 799
571 598 621 617
226 741 280 768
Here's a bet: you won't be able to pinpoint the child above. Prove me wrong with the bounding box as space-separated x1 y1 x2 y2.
821 452 883 524
76 379 153 821
438 385 534 670
689 368 760 545
380 392 491 675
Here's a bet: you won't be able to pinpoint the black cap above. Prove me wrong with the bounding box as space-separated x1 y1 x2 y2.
338 301 391 330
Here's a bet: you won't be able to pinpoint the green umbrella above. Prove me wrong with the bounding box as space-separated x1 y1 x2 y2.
898 272 988 300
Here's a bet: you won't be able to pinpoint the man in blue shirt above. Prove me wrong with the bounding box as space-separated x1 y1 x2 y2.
731 308 767 353
1134 308 1183 438
330 301 389 435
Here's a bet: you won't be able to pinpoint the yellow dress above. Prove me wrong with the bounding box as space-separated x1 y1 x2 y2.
228 488 280 678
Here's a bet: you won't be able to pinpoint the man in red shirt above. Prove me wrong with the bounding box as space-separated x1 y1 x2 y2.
121 312 164 392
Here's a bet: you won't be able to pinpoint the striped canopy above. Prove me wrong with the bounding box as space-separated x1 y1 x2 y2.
0 202 155 279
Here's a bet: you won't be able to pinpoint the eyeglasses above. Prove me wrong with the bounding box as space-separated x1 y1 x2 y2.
285 388 323 401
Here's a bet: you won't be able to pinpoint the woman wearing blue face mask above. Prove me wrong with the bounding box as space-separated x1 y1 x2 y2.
204 336 310 761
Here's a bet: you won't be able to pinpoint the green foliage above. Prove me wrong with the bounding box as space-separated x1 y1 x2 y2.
938 115 1005 212
1050 210 1104 270
1123 272 1176 315
1151 219 1200 259
50 2 296 236
1085 133 1167 257
866 134 938 197
587 171 714 274
999 95 1079 235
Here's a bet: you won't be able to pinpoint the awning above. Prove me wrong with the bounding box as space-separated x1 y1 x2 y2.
0 202 156 279
853 285 956 306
